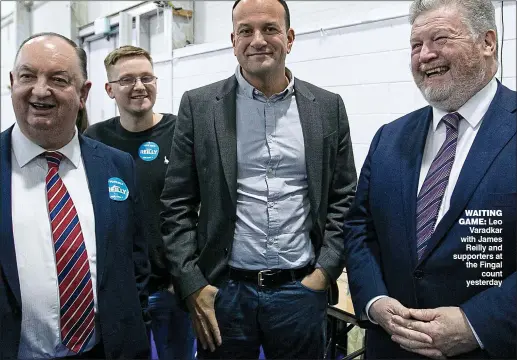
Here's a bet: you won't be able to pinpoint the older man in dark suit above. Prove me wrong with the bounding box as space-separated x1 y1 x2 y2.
160 0 357 358
343 0 516 358
0 33 149 359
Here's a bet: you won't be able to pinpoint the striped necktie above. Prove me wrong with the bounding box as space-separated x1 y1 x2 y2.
45 151 95 354
416 113 460 260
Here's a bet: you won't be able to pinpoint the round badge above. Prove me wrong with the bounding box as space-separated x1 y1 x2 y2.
108 177 129 201
138 141 160 161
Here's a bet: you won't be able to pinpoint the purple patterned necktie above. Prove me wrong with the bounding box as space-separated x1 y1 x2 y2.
416 112 460 260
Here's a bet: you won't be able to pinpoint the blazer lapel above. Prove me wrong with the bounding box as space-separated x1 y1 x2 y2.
295 79 323 216
400 108 433 267
214 76 238 208
418 84 517 265
0 126 22 306
80 136 111 288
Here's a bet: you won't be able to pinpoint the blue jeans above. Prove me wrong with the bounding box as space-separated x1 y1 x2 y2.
198 279 327 359
148 290 195 360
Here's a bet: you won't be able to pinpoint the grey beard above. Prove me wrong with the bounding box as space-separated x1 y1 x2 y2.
417 68 486 112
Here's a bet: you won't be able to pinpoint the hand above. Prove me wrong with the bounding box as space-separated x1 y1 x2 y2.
370 297 444 359
166 283 175 294
393 306 479 357
186 285 222 352
301 268 330 291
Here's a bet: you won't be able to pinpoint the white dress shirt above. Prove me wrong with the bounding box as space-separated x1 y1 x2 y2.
11 124 99 358
365 78 498 347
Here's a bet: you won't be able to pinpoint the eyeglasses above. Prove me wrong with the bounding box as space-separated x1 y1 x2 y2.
108 75 157 87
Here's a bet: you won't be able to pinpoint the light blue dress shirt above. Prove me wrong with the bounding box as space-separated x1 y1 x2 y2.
228 67 315 270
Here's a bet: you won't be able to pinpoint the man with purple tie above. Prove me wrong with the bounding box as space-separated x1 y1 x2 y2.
0 33 149 359
343 0 516 359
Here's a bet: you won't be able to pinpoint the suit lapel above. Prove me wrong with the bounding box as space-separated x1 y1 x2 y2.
0 126 22 306
214 77 238 208
418 84 517 265
80 136 111 288
400 108 433 267
295 79 323 216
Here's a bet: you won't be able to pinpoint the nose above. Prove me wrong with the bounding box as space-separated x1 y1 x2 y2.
419 42 438 63
133 78 145 90
250 30 267 48
31 77 51 97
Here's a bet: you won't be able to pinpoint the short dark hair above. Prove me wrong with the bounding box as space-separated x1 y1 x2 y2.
232 0 291 31
15 32 88 81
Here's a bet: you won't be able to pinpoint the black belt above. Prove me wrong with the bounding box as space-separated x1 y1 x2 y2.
228 265 312 287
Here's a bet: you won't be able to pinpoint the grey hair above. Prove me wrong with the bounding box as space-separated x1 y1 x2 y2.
409 0 498 60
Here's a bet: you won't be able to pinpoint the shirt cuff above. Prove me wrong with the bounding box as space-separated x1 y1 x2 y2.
364 295 389 324
464 314 484 349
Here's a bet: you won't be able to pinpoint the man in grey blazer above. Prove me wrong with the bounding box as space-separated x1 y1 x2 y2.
160 0 357 358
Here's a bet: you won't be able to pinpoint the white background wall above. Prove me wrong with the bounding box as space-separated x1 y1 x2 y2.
86 1 146 23
1 1 516 172
31 1 73 35
1 9 16 129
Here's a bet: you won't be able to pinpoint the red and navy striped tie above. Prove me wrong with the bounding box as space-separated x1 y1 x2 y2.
45 151 95 354
416 113 460 260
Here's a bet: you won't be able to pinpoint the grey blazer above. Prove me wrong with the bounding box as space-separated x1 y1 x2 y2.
160 75 357 303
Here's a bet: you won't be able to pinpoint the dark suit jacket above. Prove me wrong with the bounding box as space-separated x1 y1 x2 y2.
343 82 516 359
0 127 150 359
161 75 357 302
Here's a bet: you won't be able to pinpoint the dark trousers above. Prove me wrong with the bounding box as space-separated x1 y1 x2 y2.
148 289 195 360
198 279 327 359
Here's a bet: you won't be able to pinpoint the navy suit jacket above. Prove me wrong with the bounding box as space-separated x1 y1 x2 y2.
343 82 516 359
0 127 150 359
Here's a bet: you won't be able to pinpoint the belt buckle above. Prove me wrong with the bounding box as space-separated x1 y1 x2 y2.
257 269 274 287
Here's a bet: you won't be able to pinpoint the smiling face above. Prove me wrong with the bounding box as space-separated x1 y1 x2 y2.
10 36 91 149
231 0 294 82
105 56 157 117
410 6 495 111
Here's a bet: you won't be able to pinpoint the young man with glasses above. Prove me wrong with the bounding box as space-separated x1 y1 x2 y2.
84 45 194 360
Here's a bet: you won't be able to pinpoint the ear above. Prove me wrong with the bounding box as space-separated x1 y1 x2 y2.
483 29 497 57
231 32 237 56
286 28 295 54
79 80 92 109
105 82 115 99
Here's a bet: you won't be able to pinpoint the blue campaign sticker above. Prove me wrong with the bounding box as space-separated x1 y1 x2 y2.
138 141 160 161
108 177 129 201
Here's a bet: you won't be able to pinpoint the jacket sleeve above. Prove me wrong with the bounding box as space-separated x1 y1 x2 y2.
461 272 516 358
342 125 389 316
160 91 208 300
317 94 358 282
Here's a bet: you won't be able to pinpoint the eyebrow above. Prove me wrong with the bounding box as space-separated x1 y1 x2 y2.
16 65 71 77
51 70 71 77
17 65 36 72
236 21 280 31
118 72 154 78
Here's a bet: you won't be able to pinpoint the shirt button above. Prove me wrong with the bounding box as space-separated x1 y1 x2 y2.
414 270 424 279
